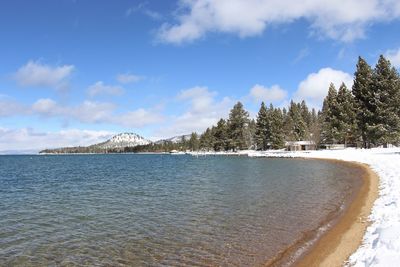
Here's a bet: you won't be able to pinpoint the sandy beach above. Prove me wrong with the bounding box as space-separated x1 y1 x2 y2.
239 148 400 266
191 149 400 266
296 161 379 267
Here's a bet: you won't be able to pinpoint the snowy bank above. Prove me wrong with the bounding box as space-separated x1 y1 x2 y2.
190 148 400 266
248 148 400 266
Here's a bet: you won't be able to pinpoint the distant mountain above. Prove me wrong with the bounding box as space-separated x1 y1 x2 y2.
95 133 151 149
155 134 192 144
40 133 151 154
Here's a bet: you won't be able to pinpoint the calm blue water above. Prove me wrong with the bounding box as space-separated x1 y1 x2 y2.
0 155 361 266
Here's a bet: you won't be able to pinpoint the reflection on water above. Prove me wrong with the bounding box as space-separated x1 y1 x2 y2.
0 155 360 266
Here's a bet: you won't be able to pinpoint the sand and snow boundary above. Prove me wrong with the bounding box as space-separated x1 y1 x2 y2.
190 148 400 266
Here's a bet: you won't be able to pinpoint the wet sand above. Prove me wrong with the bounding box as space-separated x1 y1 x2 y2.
295 160 379 267
263 159 379 267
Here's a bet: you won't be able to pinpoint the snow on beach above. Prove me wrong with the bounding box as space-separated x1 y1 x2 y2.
190 148 400 266
251 148 400 266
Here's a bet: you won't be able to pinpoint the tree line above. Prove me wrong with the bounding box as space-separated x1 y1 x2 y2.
130 55 399 152
42 55 399 154
197 55 399 151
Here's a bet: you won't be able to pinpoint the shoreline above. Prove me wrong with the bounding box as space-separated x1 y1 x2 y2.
23 149 397 265
189 150 384 266
261 159 378 267
294 160 379 266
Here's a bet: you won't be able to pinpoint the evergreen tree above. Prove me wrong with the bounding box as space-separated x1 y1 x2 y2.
321 83 340 144
246 119 257 149
282 107 291 141
369 55 400 146
213 119 228 151
188 132 199 151
300 100 312 130
179 135 189 151
200 128 214 151
227 102 250 151
287 101 308 141
309 108 321 146
336 83 357 145
269 106 285 149
352 56 374 148
255 102 271 150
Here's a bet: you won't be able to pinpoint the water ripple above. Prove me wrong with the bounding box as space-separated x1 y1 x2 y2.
0 155 360 266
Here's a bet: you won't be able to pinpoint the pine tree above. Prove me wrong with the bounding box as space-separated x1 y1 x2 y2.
369 55 400 146
269 106 285 149
300 100 312 130
255 102 271 150
200 128 214 151
213 119 228 151
309 108 321 146
188 132 199 151
282 107 291 141
336 83 357 146
227 102 250 151
246 119 257 149
321 83 340 144
287 101 308 141
352 56 374 148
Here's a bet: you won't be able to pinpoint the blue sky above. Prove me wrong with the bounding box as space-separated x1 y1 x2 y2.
1 0 400 152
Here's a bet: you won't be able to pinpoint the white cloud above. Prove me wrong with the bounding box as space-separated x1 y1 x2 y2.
115 109 164 128
177 86 217 113
386 48 400 68
294 67 353 109
158 0 400 44
0 96 27 116
126 2 163 20
1 97 163 129
249 84 288 104
14 60 74 88
87 81 124 97
30 99 115 123
0 128 115 152
116 73 142 84
154 86 233 138
31 98 58 115
72 101 116 123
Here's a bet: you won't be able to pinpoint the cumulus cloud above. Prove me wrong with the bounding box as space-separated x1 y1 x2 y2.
31 98 58 115
386 48 400 68
116 73 143 84
154 86 233 138
158 0 400 44
294 67 353 109
87 81 124 97
0 127 115 152
249 84 288 104
36 99 162 127
1 97 163 129
14 60 74 89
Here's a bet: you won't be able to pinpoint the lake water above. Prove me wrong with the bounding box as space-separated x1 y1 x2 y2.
0 154 362 266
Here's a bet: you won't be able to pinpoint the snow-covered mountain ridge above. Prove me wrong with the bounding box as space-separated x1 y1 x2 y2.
39 132 192 153
155 134 192 144
97 133 151 149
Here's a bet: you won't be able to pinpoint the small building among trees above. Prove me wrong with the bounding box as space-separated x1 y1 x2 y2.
286 141 316 151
